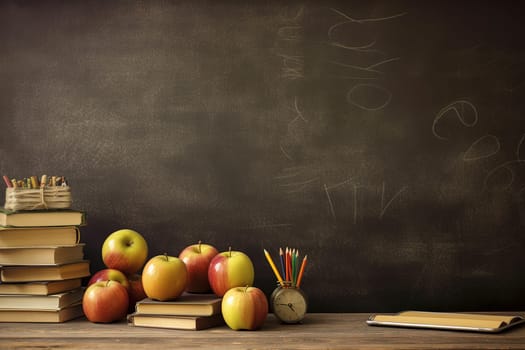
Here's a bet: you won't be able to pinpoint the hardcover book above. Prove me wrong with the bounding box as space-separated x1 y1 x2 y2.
0 244 85 265
0 226 80 247
0 209 86 228
0 302 84 323
135 293 222 317
0 288 84 310
128 313 224 331
0 278 82 295
0 260 90 283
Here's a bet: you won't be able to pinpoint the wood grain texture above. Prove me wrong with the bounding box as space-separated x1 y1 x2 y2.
1 313 524 349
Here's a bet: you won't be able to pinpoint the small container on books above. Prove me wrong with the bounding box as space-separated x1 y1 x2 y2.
4 186 72 211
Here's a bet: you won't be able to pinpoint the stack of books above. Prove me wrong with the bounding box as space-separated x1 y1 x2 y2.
128 293 224 330
0 208 90 322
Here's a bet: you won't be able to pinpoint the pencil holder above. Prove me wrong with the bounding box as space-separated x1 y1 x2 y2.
4 186 72 211
270 282 308 324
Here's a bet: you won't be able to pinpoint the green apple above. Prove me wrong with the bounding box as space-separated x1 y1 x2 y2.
222 286 268 330
208 247 254 297
102 229 148 275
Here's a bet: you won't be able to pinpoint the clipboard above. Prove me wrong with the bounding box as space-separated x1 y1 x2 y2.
366 311 525 333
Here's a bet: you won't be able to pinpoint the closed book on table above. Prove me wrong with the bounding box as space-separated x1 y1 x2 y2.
0 244 85 265
0 278 82 295
0 209 86 228
0 288 83 310
128 313 224 331
135 293 222 317
0 302 84 323
0 261 90 283
0 226 80 247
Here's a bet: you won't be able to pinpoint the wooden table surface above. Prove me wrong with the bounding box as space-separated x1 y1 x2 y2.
1 313 525 349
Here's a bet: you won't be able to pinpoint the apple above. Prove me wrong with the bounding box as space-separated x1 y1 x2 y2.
87 268 130 290
179 241 219 293
82 280 129 323
221 286 268 330
208 247 254 297
102 229 148 275
142 254 188 301
127 273 147 312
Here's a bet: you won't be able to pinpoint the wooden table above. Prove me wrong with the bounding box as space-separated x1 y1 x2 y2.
1 313 524 349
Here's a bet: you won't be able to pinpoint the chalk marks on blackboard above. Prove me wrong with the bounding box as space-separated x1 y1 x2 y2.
327 7 402 112
289 96 308 125
483 160 525 192
380 182 408 219
462 134 500 162
516 133 525 160
278 54 304 80
432 100 478 140
327 7 407 39
277 26 302 42
329 40 382 55
276 6 304 81
434 100 525 196
480 135 525 193
274 166 320 194
323 178 354 221
323 179 407 223
346 83 392 111
279 96 309 161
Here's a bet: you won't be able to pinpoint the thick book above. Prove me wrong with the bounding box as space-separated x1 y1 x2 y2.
0 209 86 228
0 244 85 265
0 226 80 247
128 313 224 331
0 278 82 295
0 260 90 283
367 311 525 333
0 288 83 310
0 302 83 323
135 293 222 317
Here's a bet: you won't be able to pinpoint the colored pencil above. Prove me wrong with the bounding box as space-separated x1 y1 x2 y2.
264 249 284 286
296 255 307 287
279 247 286 281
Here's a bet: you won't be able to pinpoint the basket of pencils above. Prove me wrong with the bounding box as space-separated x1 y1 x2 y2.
3 175 72 211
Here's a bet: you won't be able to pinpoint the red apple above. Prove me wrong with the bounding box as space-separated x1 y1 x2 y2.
179 241 219 293
87 269 130 290
208 247 254 297
102 229 148 275
82 280 129 323
142 254 187 301
127 273 147 312
221 286 268 330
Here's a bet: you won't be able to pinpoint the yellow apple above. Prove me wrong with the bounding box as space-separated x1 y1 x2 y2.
142 254 187 301
102 229 148 275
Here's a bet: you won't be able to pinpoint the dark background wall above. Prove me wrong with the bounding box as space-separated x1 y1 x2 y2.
1 0 524 312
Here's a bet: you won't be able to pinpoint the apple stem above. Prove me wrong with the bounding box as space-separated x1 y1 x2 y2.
198 240 202 253
163 253 168 261
244 285 249 293
228 246 232 257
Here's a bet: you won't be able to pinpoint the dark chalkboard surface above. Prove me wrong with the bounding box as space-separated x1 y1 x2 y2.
1 1 524 312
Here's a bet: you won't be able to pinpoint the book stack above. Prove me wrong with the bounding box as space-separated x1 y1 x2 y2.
0 208 90 322
128 293 225 331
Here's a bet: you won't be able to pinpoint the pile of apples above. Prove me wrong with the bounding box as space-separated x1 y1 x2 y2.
82 228 268 330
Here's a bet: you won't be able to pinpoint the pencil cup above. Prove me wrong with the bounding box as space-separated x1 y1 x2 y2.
4 186 72 211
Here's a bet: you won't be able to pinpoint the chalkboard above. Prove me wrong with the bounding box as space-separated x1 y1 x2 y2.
1 0 524 312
